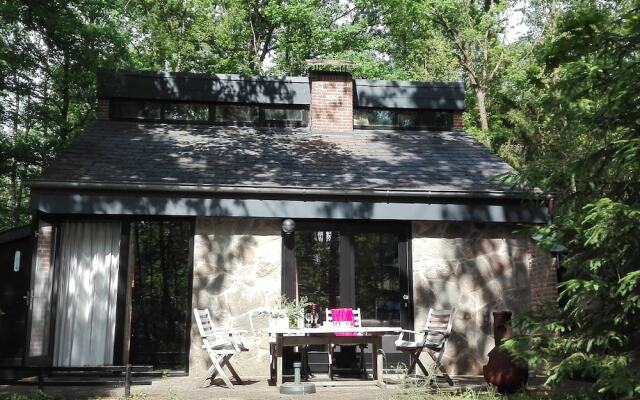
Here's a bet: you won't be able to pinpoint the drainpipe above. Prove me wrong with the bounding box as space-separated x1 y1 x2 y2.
546 193 556 225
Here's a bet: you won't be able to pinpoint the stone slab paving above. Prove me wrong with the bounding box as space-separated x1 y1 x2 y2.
0 375 500 400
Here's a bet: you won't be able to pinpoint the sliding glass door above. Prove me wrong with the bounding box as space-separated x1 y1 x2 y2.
283 221 412 370
127 220 193 371
354 232 403 327
53 222 122 367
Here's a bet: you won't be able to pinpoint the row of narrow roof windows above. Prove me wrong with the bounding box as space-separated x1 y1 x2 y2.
110 99 453 130
111 100 309 127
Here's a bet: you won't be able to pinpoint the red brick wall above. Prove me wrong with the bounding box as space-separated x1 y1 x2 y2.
452 111 463 131
309 72 353 133
97 98 110 120
36 223 53 272
528 242 559 309
28 221 54 357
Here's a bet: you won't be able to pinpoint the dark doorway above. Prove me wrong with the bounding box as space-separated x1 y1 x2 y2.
127 220 193 371
0 226 32 368
284 221 412 373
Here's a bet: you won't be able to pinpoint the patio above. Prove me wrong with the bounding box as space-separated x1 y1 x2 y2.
0 375 552 400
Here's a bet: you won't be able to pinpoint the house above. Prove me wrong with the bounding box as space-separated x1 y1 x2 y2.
19 63 557 378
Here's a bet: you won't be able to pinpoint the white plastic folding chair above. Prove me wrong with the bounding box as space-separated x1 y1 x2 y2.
193 308 253 389
395 308 455 386
325 308 366 379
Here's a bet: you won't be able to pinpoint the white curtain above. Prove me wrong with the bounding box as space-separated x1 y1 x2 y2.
53 222 121 367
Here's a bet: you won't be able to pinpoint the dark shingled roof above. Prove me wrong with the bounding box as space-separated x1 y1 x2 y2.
31 121 521 197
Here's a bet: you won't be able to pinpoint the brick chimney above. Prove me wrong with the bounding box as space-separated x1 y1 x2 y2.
308 60 354 133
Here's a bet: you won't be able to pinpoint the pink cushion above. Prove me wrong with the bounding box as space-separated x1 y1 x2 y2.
331 308 356 336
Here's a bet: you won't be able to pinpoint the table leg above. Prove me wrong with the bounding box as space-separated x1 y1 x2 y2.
371 340 378 380
276 336 283 387
375 337 385 388
269 342 275 384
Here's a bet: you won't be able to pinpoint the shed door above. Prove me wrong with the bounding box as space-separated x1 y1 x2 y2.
0 231 32 366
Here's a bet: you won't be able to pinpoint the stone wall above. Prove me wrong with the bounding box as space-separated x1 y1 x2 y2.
411 222 556 375
190 217 282 378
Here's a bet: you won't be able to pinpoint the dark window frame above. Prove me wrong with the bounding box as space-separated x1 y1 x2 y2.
110 98 309 127
281 219 413 330
354 107 454 131
43 213 196 373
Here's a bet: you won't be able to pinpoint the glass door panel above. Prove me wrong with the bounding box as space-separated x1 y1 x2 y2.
128 220 192 371
295 231 340 310
354 232 401 327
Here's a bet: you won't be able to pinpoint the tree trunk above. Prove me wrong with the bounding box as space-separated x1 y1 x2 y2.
59 50 70 140
10 73 21 226
476 87 489 132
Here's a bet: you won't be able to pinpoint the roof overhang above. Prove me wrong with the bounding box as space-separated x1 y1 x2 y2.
27 180 541 200
29 185 549 225
0 225 32 244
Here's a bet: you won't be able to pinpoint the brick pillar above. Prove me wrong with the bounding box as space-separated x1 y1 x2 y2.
36 223 54 272
452 111 463 131
528 242 558 309
309 71 353 133
97 98 110 120
28 221 55 357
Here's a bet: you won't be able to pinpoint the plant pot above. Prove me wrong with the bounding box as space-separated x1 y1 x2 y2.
483 311 528 393
269 316 289 330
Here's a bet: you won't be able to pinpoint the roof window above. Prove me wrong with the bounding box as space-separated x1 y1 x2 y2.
164 103 209 122
355 109 453 130
111 100 308 127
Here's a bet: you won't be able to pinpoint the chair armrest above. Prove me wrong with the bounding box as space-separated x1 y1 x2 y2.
396 329 420 341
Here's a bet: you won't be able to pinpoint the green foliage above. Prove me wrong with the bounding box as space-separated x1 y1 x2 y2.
2 2 639 398
118 391 150 400
268 294 310 326
0 390 56 400
501 1 640 398
0 0 130 230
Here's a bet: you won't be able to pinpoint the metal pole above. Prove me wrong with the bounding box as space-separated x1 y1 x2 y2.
293 362 301 384
37 368 44 391
124 364 131 398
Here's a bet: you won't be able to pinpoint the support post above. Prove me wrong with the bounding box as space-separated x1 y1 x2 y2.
37 368 44 390
124 364 131 398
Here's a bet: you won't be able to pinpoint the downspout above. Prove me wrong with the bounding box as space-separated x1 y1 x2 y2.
546 193 556 225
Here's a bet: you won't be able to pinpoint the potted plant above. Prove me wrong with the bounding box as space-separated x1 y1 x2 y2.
259 295 310 329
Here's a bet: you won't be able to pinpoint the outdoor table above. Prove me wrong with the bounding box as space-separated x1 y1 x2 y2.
266 326 402 388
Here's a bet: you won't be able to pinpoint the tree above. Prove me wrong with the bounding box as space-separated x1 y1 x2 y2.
0 0 129 229
422 0 510 131
352 0 461 81
503 1 640 396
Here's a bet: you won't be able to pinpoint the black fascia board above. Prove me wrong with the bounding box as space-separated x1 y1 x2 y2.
97 70 311 106
29 187 549 225
97 70 465 111
354 80 465 111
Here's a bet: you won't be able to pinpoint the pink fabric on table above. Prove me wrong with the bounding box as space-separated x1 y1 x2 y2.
331 308 356 336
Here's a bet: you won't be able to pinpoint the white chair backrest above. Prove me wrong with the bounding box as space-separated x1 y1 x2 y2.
423 308 455 340
194 308 220 338
325 308 362 328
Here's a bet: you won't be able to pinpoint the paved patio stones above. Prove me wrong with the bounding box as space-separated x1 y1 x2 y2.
0 375 502 400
